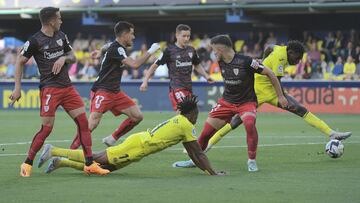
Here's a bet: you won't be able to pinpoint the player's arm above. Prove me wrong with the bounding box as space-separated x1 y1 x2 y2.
139 63 159 92
262 45 274 60
52 34 77 74
194 64 214 83
259 66 288 108
9 54 30 105
183 141 225 175
122 43 160 69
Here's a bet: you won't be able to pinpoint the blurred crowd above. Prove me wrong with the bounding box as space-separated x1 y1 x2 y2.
1 29 360 81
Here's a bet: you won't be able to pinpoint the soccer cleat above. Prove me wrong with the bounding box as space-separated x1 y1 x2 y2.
20 163 32 177
329 131 352 141
38 144 53 168
83 161 110 176
102 135 116 147
247 159 258 172
172 159 196 168
45 157 61 174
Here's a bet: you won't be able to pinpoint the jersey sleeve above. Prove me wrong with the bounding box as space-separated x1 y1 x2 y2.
155 48 169 65
63 34 72 53
246 56 264 74
192 49 201 66
112 46 128 63
262 50 285 77
20 38 37 59
181 120 197 143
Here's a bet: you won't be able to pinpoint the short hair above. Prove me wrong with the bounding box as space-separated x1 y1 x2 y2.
177 95 198 115
287 40 305 55
39 7 59 25
176 24 191 33
114 21 134 37
210 35 233 48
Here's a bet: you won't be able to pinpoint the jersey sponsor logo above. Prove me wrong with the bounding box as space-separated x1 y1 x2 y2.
44 50 64 59
117 47 127 58
176 60 192 67
188 52 193 58
233 68 239 76
56 39 63 46
224 79 242 85
278 65 284 74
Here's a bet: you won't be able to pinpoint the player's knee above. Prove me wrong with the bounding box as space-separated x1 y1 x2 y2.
242 116 256 133
131 113 143 123
230 115 243 129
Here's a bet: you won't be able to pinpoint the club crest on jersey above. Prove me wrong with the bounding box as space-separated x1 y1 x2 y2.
56 39 63 46
188 52 193 58
233 68 239 76
44 106 49 112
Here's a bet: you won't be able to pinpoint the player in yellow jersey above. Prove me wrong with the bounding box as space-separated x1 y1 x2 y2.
173 41 352 169
205 40 352 152
37 96 225 176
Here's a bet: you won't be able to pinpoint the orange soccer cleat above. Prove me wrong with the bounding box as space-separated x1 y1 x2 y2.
83 161 110 176
20 163 32 177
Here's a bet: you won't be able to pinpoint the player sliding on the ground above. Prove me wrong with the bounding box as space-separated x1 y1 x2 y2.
173 40 352 170
38 96 226 176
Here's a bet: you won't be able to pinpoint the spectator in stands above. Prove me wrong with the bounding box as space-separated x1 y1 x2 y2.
355 55 360 80
308 41 321 72
331 56 344 80
265 31 277 47
251 43 263 59
24 58 38 79
343 55 356 80
342 41 356 60
240 44 251 56
246 31 257 50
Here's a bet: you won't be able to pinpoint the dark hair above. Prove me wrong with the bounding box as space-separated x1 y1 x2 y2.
39 7 59 25
177 95 198 115
287 40 305 55
176 24 191 33
210 35 233 48
114 21 134 37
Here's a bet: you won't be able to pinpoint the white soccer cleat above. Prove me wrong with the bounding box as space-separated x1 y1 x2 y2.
45 157 61 173
172 159 196 168
38 144 53 168
329 131 352 141
102 135 117 147
247 159 258 172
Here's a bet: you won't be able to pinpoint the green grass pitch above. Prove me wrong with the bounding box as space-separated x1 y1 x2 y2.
0 111 359 203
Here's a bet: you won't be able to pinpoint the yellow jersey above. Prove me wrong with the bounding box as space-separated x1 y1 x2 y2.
255 45 288 90
142 114 197 155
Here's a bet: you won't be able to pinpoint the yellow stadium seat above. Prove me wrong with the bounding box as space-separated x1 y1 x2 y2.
235 40 245 52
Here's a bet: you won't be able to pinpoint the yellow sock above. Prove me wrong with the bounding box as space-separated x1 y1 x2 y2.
58 158 84 171
303 112 332 136
51 147 85 163
208 124 232 147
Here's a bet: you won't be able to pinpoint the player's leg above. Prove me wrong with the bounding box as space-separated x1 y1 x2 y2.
205 114 243 152
69 112 103 149
238 102 259 172
280 94 351 140
64 86 109 175
103 92 142 146
20 87 59 177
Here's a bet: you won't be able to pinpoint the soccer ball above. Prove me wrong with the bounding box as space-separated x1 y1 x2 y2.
325 140 344 158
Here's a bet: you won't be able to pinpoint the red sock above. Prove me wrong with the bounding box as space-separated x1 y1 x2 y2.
197 122 217 151
243 116 258 160
27 125 53 161
111 118 140 140
74 113 93 158
69 133 80 149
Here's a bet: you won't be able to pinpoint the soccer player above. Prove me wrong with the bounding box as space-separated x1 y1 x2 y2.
204 40 352 152
38 96 226 176
9 7 109 177
69 21 160 148
174 35 288 172
139 24 214 111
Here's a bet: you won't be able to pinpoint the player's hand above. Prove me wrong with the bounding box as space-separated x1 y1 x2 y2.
147 43 161 54
215 171 227 176
52 56 66 75
278 95 289 108
139 82 148 92
206 76 215 84
9 89 21 106
91 50 101 59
